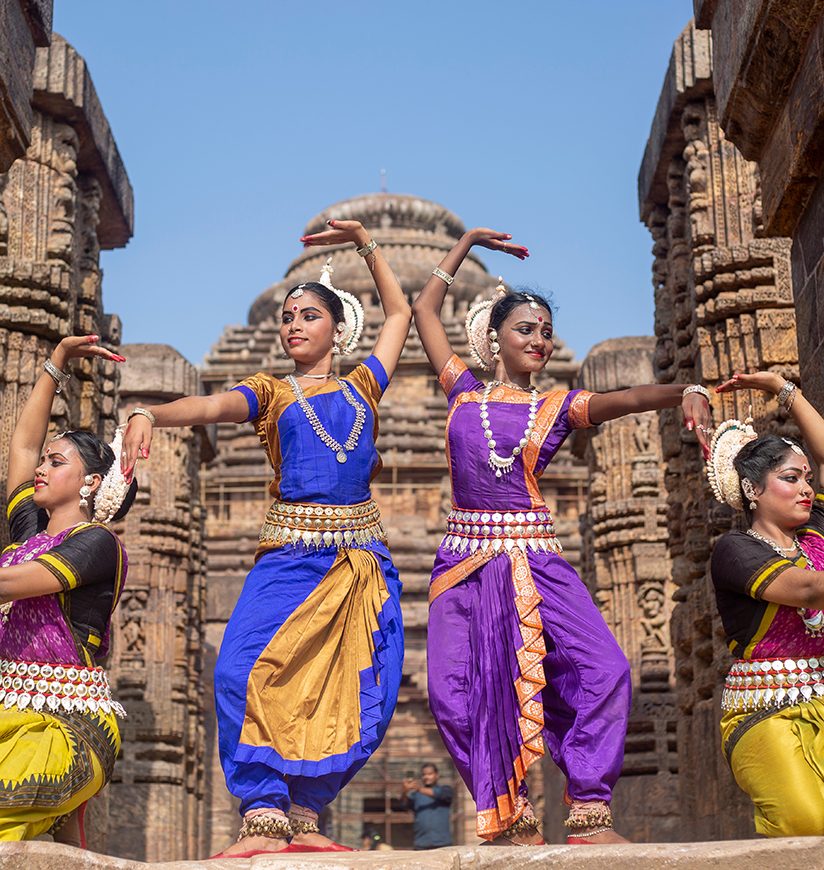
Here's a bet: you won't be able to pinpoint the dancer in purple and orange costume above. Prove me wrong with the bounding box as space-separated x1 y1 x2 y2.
413 227 712 845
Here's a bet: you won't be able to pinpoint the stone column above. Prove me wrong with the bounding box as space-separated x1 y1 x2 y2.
638 22 799 839
105 344 214 861
0 0 52 171
0 34 132 545
572 337 678 842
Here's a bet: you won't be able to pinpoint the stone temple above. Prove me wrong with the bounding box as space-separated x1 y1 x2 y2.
2 0 824 863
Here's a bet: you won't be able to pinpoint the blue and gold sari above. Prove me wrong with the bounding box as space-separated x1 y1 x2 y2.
216 355 403 815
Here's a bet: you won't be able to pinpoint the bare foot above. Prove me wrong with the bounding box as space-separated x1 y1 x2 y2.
52 810 82 849
290 832 353 850
215 835 291 856
568 829 630 844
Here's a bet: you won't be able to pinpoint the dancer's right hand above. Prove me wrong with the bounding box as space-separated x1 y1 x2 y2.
464 227 529 260
121 415 153 483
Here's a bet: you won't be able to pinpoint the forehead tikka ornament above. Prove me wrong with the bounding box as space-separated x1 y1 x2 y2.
706 414 758 510
782 437 805 457
465 277 508 371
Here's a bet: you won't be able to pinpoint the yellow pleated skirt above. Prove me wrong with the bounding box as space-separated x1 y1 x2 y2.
0 707 120 840
722 698 824 836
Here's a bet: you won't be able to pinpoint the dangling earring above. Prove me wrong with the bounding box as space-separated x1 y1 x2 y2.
79 474 94 510
332 323 345 355
741 478 757 512
488 329 500 361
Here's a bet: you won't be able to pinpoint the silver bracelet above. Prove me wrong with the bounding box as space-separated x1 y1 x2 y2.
355 239 378 257
776 380 797 408
44 359 71 394
682 384 710 402
128 407 156 426
432 266 454 286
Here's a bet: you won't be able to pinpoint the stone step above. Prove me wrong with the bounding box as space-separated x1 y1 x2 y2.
2 839 821 869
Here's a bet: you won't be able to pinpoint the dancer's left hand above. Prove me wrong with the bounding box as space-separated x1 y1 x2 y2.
715 371 786 396
682 392 713 459
300 219 370 249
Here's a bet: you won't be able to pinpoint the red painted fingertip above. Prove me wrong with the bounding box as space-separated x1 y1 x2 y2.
327 219 335 226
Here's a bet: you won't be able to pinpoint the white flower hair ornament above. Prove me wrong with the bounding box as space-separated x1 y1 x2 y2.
706 416 758 510
93 426 132 523
318 257 364 356
465 277 508 371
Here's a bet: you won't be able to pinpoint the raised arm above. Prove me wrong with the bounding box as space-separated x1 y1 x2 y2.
589 384 713 455
120 390 249 482
7 335 125 499
301 219 411 379
412 228 528 375
716 371 824 485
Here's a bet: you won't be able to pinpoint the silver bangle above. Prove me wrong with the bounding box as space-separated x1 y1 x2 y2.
44 359 71 394
128 407 156 426
776 380 797 408
432 266 454 286
356 239 378 257
682 384 710 402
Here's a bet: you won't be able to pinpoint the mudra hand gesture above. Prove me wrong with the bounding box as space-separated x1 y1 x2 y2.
51 334 126 369
681 389 713 459
465 227 529 261
300 219 371 248
715 371 787 396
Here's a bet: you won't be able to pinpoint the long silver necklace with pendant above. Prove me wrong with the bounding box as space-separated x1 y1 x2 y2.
479 380 538 478
746 528 824 636
286 375 366 464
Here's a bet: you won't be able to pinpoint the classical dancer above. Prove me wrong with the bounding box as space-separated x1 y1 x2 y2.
412 227 712 845
0 334 134 846
121 220 410 857
707 371 824 836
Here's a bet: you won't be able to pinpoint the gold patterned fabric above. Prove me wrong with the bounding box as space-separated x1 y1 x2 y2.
240 548 390 762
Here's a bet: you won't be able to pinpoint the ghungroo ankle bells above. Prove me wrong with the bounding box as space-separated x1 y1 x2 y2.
564 800 614 833
237 810 292 842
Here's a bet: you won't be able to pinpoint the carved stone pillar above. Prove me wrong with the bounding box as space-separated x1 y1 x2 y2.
0 0 53 172
105 345 214 861
571 337 678 842
0 35 132 546
638 22 799 839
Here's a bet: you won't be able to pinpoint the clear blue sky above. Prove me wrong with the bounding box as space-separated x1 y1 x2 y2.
53 1 692 365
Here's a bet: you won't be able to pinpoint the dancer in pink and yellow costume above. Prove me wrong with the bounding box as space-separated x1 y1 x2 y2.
709 371 824 836
0 334 134 847
413 226 712 844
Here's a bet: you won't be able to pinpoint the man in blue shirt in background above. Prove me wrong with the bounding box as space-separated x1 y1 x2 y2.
401 763 453 849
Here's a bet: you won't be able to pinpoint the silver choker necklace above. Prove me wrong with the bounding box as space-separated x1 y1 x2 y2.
746 528 800 554
292 370 333 380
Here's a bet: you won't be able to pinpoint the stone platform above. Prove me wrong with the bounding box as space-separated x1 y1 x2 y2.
1 840 822 869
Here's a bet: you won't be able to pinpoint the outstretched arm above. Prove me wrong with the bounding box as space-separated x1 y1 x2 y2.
7 335 125 499
717 371 824 484
412 228 528 375
589 384 713 455
301 219 411 379
120 390 249 482
761 565 824 610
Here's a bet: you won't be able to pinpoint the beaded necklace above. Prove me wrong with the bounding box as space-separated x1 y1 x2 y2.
286 375 366 464
479 380 538 478
746 528 824 636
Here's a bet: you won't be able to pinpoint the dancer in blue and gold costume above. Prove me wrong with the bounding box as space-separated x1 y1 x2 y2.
121 219 411 856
